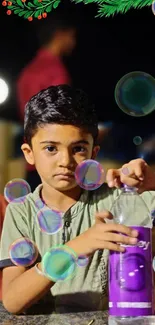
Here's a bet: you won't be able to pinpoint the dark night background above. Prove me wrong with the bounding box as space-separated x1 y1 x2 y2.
0 2 155 161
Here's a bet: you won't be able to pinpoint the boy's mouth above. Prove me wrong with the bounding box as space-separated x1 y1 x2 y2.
54 173 75 179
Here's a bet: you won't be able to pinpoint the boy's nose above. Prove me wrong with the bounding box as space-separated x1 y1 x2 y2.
59 151 74 167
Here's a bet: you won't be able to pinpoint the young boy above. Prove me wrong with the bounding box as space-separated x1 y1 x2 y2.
0 85 155 315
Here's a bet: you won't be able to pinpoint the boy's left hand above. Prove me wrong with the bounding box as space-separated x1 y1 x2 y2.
106 158 155 194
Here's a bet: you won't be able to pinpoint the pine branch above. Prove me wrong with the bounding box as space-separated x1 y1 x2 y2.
96 0 152 17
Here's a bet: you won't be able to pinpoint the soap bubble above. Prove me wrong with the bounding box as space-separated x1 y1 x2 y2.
9 238 38 267
115 71 155 117
4 178 31 203
153 257 155 271
42 245 78 282
76 255 89 267
152 1 155 15
35 198 45 210
121 167 130 176
151 209 155 223
37 208 63 234
75 159 105 190
133 136 142 146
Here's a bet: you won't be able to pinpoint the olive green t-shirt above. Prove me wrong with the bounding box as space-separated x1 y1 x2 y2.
0 184 154 313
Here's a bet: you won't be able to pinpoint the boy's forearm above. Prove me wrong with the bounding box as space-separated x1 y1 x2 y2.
3 263 54 314
3 236 87 315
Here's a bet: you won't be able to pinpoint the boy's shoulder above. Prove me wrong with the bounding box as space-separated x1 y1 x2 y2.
87 183 121 214
89 184 155 214
6 183 155 219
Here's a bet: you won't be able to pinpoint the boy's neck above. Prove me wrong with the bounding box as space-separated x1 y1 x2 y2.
41 185 82 213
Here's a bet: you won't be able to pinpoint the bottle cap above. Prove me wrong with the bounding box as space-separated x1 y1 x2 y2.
123 184 136 191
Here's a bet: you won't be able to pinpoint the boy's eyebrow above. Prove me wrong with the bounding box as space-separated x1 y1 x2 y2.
40 140 90 145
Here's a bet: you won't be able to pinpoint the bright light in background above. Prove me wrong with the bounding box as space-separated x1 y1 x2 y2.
0 78 9 104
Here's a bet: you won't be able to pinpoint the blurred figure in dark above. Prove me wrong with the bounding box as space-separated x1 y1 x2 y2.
16 12 77 191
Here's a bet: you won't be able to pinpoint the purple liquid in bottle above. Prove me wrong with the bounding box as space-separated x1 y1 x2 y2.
109 185 154 322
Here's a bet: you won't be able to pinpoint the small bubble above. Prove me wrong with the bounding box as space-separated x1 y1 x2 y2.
76 255 89 267
4 178 31 203
133 136 142 146
35 198 45 209
153 257 155 271
121 167 130 176
151 209 155 223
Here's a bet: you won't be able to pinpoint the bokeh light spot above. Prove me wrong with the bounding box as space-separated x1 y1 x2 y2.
133 136 142 146
0 78 9 104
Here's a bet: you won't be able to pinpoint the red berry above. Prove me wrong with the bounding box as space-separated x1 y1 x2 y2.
28 16 33 21
22 0 26 2
42 12 47 18
8 1 12 4
38 0 42 2
7 9 11 15
38 15 42 19
2 1 7 6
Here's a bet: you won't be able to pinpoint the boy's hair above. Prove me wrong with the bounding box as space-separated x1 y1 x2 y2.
24 84 98 146
34 12 77 47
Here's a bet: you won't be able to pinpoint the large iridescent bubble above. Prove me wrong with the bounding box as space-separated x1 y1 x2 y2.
75 159 105 190
115 71 155 117
42 245 78 282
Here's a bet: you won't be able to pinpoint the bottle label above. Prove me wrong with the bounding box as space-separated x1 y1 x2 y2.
109 226 154 317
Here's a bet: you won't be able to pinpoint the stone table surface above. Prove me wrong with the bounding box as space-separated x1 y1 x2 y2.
0 303 109 325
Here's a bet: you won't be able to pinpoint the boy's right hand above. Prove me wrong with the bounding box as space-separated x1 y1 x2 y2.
67 211 139 256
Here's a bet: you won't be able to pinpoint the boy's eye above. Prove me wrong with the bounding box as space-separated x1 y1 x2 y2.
45 146 56 152
73 146 87 153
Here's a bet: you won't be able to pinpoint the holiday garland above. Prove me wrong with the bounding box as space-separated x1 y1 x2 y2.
1 0 154 20
1 0 61 20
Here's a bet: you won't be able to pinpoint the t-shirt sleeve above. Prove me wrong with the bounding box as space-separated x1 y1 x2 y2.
0 203 30 269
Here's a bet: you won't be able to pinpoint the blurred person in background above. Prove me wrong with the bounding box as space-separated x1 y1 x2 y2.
16 12 77 191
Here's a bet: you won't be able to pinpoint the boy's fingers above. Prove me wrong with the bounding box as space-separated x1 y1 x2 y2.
106 169 121 187
121 159 147 181
102 223 138 238
95 211 113 224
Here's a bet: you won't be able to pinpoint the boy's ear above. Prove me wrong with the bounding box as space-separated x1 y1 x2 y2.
21 143 35 165
91 145 100 160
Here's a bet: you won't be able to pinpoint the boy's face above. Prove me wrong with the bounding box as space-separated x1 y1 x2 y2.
22 124 100 192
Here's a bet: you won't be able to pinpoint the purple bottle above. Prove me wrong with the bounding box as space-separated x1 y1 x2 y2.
109 185 154 324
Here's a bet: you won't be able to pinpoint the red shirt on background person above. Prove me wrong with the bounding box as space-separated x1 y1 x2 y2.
17 48 71 121
16 13 77 191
